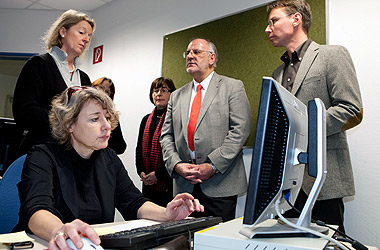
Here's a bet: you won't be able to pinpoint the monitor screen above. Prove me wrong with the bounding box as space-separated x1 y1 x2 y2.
0 117 23 175
240 77 326 238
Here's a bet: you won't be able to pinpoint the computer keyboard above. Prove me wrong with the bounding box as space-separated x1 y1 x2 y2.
99 216 222 249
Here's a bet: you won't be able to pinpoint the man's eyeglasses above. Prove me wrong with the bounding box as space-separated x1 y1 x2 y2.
267 13 294 27
182 49 213 59
67 86 89 101
153 87 169 94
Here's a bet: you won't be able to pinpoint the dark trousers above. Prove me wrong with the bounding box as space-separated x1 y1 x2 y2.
191 184 237 222
284 189 345 233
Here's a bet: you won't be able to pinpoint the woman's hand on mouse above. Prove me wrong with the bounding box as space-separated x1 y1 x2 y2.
48 219 100 250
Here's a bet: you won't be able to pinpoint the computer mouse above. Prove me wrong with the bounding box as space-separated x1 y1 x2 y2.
66 237 104 250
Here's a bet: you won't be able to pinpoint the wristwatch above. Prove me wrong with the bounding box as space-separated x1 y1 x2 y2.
210 162 219 173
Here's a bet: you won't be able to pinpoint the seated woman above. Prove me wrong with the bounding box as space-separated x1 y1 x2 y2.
15 87 203 250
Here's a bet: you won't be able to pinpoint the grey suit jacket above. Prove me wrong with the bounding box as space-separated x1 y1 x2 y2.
160 72 251 197
272 41 363 200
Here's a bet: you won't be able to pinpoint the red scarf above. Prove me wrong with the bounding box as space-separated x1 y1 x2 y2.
142 108 167 192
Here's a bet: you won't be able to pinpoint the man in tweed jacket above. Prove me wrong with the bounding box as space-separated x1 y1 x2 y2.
265 0 363 233
160 38 251 221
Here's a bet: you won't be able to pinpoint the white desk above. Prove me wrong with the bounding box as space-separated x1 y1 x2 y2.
2 219 377 250
193 218 378 250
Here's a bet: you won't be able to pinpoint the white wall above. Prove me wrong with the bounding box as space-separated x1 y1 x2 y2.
328 0 380 247
1 0 379 247
87 0 268 193
0 9 66 54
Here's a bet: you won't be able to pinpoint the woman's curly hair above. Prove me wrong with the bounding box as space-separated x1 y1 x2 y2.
49 86 119 147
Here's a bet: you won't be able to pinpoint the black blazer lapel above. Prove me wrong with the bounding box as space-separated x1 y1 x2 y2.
41 53 68 92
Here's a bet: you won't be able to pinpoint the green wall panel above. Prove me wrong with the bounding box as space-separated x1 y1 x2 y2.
162 1 325 146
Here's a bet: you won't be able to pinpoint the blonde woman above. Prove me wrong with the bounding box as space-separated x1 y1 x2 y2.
13 10 95 155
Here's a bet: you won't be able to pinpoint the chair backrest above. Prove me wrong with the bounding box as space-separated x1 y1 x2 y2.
0 154 26 234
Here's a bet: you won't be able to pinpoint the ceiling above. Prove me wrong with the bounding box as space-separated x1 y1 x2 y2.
0 0 114 12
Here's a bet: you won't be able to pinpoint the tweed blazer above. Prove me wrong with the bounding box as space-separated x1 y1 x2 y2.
160 72 251 197
272 41 363 200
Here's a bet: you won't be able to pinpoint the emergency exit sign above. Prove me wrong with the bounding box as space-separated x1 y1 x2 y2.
93 45 103 64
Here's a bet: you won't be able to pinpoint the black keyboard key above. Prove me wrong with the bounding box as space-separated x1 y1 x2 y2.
100 216 222 249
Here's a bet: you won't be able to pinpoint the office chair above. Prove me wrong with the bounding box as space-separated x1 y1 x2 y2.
0 154 26 234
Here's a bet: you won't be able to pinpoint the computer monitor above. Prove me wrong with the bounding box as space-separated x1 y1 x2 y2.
239 77 327 238
0 117 23 176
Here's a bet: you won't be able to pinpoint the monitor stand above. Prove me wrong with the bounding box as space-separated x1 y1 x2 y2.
239 218 328 238
240 136 329 240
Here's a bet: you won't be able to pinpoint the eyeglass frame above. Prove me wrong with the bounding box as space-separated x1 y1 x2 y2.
182 49 213 59
267 13 295 27
67 86 89 102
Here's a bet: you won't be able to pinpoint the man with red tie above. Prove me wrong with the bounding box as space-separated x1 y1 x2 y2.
161 38 251 221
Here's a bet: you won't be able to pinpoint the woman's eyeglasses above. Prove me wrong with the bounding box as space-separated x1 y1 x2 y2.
67 86 89 101
153 87 169 94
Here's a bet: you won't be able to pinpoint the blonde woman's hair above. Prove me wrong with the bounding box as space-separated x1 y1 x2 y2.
43 9 95 52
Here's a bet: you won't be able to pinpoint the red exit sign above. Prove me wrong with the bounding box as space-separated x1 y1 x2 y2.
93 45 103 64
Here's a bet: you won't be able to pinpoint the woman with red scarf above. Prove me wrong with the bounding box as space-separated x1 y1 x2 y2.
136 77 176 206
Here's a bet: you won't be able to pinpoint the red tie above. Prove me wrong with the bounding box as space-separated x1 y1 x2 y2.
188 84 202 151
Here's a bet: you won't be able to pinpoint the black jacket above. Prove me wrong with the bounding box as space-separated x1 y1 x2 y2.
15 142 147 232
108 122 127 154
12 53 91 155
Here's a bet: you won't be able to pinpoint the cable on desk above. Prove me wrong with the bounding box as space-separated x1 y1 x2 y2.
284 198 368 250
275 197 350 250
